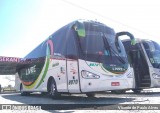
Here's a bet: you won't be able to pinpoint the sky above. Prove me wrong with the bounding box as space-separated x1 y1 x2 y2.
0 0 160 58
0 0 160 87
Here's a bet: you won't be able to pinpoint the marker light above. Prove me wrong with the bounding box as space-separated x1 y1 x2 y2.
152 73 160 79
81 70 100 79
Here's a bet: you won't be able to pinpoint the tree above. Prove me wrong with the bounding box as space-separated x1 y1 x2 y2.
4 75 15 82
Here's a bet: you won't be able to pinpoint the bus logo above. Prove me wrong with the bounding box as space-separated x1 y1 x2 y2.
89 63 99 67
26 65 36 75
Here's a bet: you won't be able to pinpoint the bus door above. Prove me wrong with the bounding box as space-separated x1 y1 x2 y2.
66 29 81 93
67 59 81 93
129 50 141 88
129 50 150 88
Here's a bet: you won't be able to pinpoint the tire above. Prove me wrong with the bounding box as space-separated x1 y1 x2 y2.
132 89 142 93
86 93 95 97
111 90 126 94
20 84 30 96
41 92 48 95
49 79 59 99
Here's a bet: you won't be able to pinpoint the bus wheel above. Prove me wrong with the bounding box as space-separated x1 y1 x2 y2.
49 79 59 99
86 93 95 97
111 90 126 94
41 92 48 95
132 89 142 93
20 84 30 96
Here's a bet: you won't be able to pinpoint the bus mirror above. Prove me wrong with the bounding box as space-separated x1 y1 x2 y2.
131 39 136 45
116 31 136 45
74 21 86 37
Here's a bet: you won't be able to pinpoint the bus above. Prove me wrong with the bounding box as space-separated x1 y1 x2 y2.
1 20 135 98
122 38 160 93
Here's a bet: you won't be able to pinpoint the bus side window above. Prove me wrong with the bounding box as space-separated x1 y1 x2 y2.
52 30 67 57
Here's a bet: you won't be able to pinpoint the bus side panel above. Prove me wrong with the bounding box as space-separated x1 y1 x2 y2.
49 59 68 92
31 58 68 92
149 67 160 87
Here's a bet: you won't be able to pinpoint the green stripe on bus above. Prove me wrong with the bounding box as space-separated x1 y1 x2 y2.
35 56 50 89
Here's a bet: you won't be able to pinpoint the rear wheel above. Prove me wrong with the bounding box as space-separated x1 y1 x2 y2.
86 93 95 97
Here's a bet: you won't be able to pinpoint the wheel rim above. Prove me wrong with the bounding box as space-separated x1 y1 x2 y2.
50 82 56 96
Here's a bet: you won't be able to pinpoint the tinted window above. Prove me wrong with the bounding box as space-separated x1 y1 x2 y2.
143 41 160 68
80 31 103 55
66 29 78 59
52 30 66 56
51 27 68 57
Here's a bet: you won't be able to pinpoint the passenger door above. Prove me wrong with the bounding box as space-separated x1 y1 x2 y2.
66 30 81 93
130 50 151 88
67 59 80 93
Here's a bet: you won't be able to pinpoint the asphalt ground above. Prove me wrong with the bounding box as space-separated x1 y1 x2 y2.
0 88 160 113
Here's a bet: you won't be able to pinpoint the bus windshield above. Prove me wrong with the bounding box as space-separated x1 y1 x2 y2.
78 23 128 66
143 41 160 68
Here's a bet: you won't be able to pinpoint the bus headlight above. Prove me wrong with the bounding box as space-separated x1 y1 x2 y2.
81 70 100 79
152 73 160 79
126 72 133 78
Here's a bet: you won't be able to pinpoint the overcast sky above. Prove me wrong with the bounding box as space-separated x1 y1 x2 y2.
0 0 160 58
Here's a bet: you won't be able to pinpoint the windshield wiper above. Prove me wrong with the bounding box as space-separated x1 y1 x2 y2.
102 33 112 57
102 33 126 64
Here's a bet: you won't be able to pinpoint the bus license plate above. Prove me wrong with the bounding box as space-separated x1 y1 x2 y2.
111 82 120 86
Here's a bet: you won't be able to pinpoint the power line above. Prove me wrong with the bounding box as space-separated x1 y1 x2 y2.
61 0 156 37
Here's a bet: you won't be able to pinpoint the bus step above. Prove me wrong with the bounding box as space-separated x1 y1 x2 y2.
142 75 150 79
141 78 151 82
140 83 150 87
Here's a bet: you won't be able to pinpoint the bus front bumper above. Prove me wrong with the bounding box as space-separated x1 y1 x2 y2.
80 78 134 92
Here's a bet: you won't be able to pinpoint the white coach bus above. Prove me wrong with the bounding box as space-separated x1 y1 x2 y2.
122 39 160 93
0 20 135 98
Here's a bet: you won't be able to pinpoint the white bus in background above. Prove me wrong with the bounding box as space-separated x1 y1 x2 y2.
122 39 160 93
0 20 135 98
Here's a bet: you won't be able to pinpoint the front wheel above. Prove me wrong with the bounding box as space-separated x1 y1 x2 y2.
41 92 48 95
86 93 95 97
49 79 60 99
111 90 126 94
132 89 142 93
